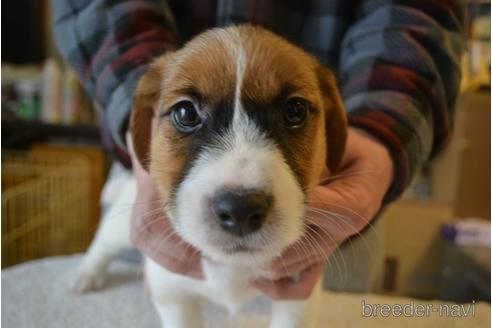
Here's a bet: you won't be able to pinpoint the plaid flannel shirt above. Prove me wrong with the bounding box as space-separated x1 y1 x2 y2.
51 0 466 202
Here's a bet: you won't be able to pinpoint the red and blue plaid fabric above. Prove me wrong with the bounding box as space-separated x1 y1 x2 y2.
51 0 466 202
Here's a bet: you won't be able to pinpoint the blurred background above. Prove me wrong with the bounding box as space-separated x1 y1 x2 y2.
1 0 490 305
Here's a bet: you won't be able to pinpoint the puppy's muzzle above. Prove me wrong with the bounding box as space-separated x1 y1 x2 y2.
212 189 273 237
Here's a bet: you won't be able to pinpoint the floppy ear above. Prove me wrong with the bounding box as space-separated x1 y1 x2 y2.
317 66 348 173
130 53 174 170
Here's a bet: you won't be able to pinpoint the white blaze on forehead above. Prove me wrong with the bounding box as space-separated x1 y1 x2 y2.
230 42 261 148
233 44 247 116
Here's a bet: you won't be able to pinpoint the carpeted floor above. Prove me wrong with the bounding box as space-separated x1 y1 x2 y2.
2 255 490 328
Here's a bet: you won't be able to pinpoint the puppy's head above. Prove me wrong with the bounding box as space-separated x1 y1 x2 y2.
131 25 347 265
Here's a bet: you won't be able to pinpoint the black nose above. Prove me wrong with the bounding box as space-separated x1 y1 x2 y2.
212 189 272 237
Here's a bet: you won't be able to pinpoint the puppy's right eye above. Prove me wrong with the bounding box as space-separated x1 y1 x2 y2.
283 97 309 128
171 101 202 132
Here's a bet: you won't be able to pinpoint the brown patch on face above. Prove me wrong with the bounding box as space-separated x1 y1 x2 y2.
317 66 348 175
132 28 241 205
149 119 189 202
158 28 239 110
131 54 175 170
237 26 346 193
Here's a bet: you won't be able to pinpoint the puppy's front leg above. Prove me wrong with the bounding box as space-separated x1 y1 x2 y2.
269 279 322 328
69 205 132 293
69 175 135 293
147 259 203 328
153 294 202 328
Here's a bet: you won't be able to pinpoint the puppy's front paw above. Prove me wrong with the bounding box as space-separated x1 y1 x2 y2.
68 269 106 294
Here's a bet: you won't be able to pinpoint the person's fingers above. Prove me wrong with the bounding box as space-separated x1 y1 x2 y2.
307 185 370 240
134 221 204 278
130 195 204 278
147 241 202 272
131 199 201 259
252 263 323 300
265 225 337 273
259 254 326 280
310 128 394 227
147 251 204 279
147 227 201 260
130 200 166 244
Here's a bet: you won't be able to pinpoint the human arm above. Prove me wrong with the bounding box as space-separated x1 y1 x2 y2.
51 0 177 151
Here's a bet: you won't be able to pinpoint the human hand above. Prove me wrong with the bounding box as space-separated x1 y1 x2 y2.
127 134 203 279
252 127 394 299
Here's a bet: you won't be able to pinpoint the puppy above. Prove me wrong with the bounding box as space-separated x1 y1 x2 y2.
70 25 347 328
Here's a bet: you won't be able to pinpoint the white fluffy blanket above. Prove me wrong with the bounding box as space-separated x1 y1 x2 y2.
2 255 489 328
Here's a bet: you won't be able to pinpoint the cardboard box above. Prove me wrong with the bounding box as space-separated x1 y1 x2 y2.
452 92 491 221
430 92 490 220
381 200 452 298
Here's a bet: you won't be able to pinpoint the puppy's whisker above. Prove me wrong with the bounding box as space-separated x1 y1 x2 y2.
307 194 378 238
160 227 199 261
139 207 166 220
302 229 344 285
289 241 304 269
183 243 200 257
97 202 167 232
307 220 346 279
105 199 164 208
133 210 169 234
292 237 312 272
151 233 179 258
318 169 380 184
329 219 375 267
250 237 268 268
308 199 382 242
148 224 181 255
305 210 359 272
303 222 348 285
305 210 375 269
136 217 172 234
97 207 134 224
310 208 382 262
306 208 359 241
316 224 350 288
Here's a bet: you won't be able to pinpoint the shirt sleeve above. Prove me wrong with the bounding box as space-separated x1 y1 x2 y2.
51 0 177 151
339 0 466 202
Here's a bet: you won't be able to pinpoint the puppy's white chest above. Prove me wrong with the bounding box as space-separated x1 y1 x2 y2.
201 260 259 312
146 258 259 314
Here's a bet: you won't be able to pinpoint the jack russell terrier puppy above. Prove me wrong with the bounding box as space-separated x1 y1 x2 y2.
70 25 347 328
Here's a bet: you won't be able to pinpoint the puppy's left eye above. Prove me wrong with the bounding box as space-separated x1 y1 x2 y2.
283 98 309 128
171 101 202 132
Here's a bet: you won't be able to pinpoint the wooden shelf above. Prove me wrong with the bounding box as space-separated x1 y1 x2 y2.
2 119 101 149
